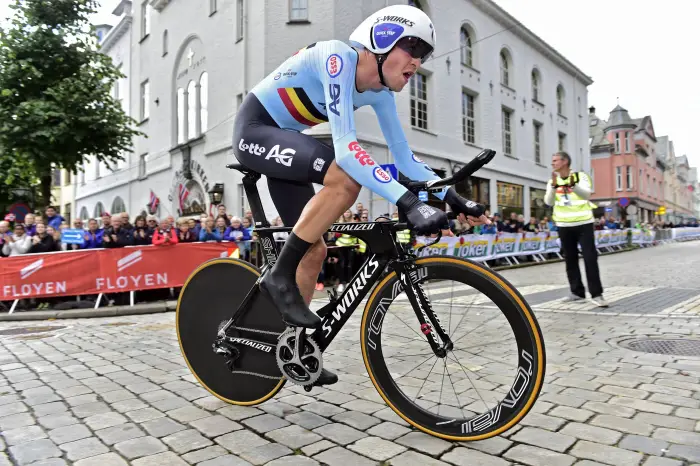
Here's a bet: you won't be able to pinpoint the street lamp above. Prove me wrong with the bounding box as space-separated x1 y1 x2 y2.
208 183 224 206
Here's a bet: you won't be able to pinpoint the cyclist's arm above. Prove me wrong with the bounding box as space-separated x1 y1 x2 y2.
315 41 409 205
372 92 447 200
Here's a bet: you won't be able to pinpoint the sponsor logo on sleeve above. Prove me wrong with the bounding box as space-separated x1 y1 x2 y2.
273 72 281 80
348 141 375 167
373 23 404 49
328 84 341 116
373 166 392 183
313 158 326 172
411 153 424 163
326 54 343 78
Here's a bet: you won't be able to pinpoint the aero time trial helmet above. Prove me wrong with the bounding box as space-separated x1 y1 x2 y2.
349 5 436 86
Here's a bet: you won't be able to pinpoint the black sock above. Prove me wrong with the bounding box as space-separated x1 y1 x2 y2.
271 232 312 279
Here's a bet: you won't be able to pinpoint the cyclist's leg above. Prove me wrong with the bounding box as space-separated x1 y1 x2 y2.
267 179 327 304
234 94 360 328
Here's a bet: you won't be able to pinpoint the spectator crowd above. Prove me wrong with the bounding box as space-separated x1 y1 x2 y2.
1 203 697 311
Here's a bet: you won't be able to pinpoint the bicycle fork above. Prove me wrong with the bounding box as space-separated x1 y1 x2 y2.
393 260 453 357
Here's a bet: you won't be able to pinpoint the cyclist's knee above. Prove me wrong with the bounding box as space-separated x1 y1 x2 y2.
325 163 361 199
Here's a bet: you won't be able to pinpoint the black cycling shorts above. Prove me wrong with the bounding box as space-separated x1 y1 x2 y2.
233 94 335 226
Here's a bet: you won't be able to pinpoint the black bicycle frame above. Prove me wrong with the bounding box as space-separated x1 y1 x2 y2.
223 169 452 356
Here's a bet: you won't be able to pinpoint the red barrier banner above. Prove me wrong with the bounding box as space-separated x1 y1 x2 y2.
0 243 234 300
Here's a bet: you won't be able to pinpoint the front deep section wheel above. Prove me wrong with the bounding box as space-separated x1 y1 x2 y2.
361 256 545 441
177 258 287 405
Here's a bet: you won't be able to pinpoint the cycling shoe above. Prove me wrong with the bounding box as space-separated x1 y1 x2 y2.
260 273 321 328
396 191 448 235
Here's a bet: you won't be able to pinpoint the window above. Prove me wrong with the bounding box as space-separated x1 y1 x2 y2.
556 85 565 115
177 88 186 144
236 0 244 41
533 122 542 164
408 0 424 10
64 170 71 186
614 133 620 153
497 181 524 218
139 154 147 178
461 92 475 144
499 50 509 86
141 1 150 39
460 27 472 67
162 30 168 56
652 178 656 198
639 169 643 194
647 174 651 196
557 132 566 152
79 206 89 222
531 69 540 102
616 167 622 191
200 72 208 133
236 93 243 109
502 107 513 156
187 80 197 139
80 164 85 185
590 168 595 192
52 168 61 187
290 0 308 21
111 197 126 214
94 202 105 222
140 80 150 120
410 73 428 130
626 166 633 190
210 0 217 15
238 184 249 217
625 132 630 152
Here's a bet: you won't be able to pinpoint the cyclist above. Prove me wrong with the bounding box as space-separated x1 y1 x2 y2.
233 4 489 385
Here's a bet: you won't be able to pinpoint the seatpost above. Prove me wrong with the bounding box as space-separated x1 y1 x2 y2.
241 173 270 228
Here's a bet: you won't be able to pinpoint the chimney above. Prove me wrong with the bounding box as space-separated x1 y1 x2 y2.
589 106 596 115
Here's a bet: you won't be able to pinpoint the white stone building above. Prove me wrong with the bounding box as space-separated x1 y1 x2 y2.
76 0 592 224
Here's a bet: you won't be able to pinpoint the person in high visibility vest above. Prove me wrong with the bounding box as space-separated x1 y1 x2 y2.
544 151 608 307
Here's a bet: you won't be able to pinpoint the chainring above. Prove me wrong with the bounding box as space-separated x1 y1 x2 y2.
276 328 323 386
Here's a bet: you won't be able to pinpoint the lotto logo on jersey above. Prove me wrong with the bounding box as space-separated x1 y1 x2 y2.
326 54 343 78
373 167 392 184
348 141 375 167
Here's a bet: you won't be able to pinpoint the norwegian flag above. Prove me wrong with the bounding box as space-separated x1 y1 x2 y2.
149 190 160 213
178 183 190 213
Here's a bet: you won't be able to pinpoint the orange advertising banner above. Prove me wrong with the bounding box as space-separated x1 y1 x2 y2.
0 243 235 300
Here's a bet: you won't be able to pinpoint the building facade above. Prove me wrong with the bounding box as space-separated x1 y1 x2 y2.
76 0 592 224
589 106 696 224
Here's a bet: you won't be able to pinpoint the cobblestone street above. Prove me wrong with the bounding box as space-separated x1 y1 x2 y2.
1 241 700 465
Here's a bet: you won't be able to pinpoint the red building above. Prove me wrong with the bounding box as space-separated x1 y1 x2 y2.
588 105 665 223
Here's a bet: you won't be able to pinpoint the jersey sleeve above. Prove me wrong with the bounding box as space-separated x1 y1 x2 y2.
372 91 448 200
313 41 409 205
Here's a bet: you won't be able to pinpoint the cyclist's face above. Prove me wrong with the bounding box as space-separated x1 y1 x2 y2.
384 46 421 92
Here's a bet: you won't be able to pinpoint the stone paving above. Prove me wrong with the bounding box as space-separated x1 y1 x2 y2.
1 241 700 465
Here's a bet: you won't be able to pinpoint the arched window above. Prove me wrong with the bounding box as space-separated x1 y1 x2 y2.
556 85 565 115
500 49 510 87
79 206 89 221
111 196 126 214
460 27 472 67
531 68 540 102
200 72 208 133
177 87 186 144
94 202 105 220
187 80 197 139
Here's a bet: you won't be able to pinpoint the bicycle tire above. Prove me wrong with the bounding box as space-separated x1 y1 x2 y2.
177 258 286 405
361 256 545 441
